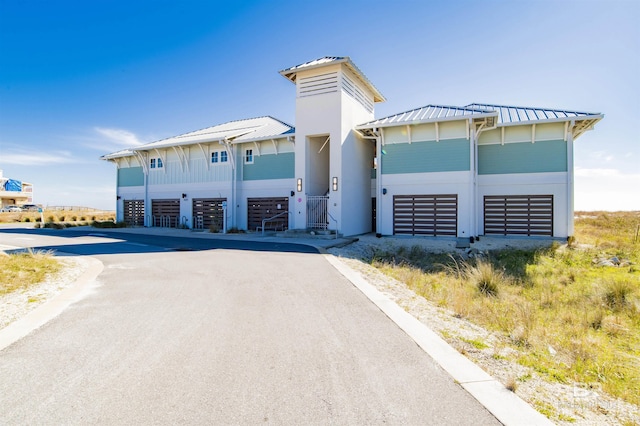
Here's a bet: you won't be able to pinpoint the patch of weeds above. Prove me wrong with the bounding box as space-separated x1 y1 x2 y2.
517 373 532 382
465 260 503 297
602 278 635 310
558 413 576 423
0 250 61 294
532 399 558 419
518 354 568 384
461 337 489 350
505 376 518 392
439 329 452 340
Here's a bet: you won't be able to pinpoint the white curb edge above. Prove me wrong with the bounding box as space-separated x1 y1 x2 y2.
324 254 553 426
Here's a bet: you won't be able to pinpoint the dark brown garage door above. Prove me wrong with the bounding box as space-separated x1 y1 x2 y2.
192 198 226 230
484 195 553 236
247 197 289 231
393 194 458 236
123 199 144 227
151 199 180 228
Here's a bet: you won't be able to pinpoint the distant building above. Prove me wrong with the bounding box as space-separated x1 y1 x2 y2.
0 170 34 208
101 57 603 238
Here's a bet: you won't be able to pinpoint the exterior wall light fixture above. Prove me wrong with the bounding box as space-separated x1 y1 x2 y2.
182 193 187 199
382 188 387 195
297 178 302 192
332 177 338 191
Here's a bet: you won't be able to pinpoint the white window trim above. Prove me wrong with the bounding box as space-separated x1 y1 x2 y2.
244 149 254 164
150 157 164 170
211 150 228 165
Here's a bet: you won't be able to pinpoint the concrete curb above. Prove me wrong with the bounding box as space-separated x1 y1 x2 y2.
0 255 104 351
324 254 553 426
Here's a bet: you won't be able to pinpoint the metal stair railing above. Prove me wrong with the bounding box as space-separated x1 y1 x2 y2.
259 211 291 236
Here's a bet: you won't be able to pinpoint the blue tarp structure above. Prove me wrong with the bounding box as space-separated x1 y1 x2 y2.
4 179 22 192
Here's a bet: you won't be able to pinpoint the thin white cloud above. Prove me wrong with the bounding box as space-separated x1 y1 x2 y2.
94 127 143 147
588 150 614 163
1 151 76 166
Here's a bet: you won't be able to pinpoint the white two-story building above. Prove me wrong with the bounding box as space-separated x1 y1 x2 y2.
102 57 602 239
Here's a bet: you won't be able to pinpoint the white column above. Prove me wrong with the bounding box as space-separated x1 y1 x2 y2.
567 120 575 237
376 131 383 235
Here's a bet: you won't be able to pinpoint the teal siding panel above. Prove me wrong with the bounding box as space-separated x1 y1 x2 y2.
243 152 295 181
381 138 470 174
478 139 567 175
117 167 144 187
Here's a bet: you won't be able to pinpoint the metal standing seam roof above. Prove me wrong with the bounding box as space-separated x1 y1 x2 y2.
102 116 294 158
279 56 385 103
356 104 496 129
100 149 136 160
465 103 602 125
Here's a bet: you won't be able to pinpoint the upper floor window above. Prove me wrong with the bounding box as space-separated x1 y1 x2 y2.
245 149 253 164
150 157 163 169
211 150 228 164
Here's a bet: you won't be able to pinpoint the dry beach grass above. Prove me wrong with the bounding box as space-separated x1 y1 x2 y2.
329 211 640 425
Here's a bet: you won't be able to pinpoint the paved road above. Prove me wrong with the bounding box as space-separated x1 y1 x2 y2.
0 228 499 425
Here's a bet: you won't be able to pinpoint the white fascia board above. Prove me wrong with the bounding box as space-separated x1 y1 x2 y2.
356 112 498 131
279 58 348 82
229 134 294 145
100 151 136 161
497 115 604 128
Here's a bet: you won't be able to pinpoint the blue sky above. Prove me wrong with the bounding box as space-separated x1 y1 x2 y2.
1 0 638 211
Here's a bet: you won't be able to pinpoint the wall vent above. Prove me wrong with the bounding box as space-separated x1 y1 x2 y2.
298 72 338 98
342 74 374 112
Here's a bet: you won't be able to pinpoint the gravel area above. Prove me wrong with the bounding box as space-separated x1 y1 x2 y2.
329 235 640 426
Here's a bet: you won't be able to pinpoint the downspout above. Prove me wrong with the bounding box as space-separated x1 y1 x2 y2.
567 120 575 238
374 128 382 235
221 139 236 231
472 120 487 240
133 150 150 227
144 169 149 227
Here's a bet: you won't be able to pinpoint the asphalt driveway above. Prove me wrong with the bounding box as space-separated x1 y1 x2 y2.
0 229 500 424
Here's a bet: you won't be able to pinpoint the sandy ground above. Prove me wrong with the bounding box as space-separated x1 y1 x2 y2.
2 235 638 424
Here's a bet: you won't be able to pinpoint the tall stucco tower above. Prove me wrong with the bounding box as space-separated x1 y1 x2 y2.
279 57 385 236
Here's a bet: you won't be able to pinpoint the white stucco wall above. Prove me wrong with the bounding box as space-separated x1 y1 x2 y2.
477 172 569 238
377 171 473 237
